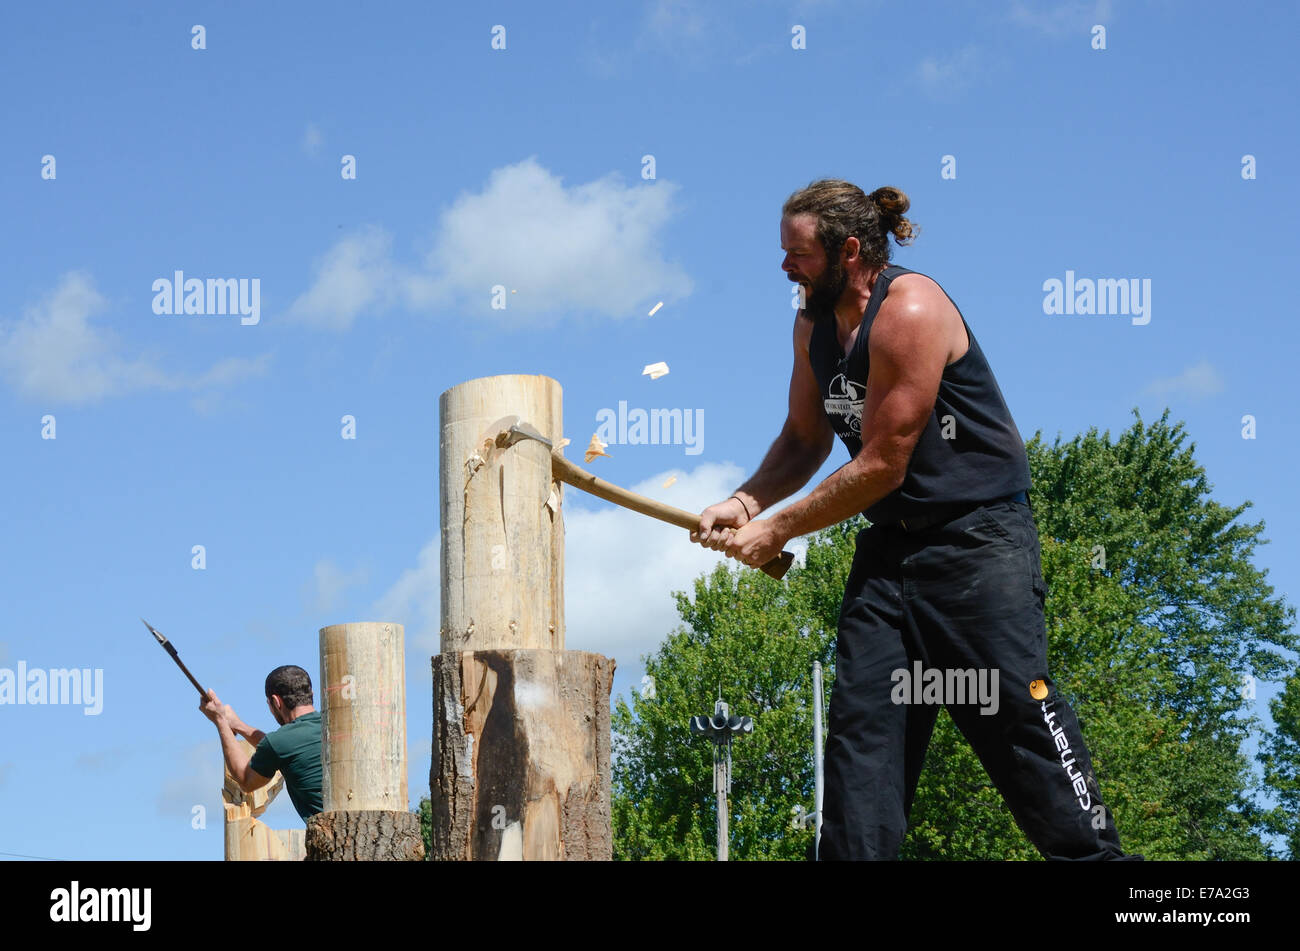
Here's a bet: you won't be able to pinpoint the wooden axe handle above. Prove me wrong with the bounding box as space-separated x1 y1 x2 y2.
549 452 795 580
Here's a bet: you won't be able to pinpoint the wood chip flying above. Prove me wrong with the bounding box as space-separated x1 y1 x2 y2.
584 434 610 463
642 361 670 380
662 475 677 488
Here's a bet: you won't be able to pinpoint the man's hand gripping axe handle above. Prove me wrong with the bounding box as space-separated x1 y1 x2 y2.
483 416 795 580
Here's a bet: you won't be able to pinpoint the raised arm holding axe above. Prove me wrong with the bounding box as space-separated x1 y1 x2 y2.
142 618 270 793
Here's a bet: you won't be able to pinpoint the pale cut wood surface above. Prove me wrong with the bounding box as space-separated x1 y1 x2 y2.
319 622 409 813
439 374 565 652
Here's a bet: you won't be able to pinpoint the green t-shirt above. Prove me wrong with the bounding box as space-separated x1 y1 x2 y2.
248 711 323 822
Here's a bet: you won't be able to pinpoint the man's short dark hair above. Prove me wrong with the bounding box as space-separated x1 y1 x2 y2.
265 665 313 709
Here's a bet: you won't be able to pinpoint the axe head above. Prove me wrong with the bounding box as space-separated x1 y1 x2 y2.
477 415 552 451
141 617 167 646
501 421 552 450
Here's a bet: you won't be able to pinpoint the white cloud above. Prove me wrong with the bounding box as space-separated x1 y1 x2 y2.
0 272 270 405
563 462 745 667
285 227 400 331
417 157 692 322
372 538 441 654
290 158 692 330
304 558 369 614
191 354 273 387
915 45 984 98
642 0 710 46
303 122 323 155
1143 360 1226 401
1008 0 1112 37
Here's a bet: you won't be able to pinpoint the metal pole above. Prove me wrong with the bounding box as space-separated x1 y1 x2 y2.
813 660 825 859
716 742 729 861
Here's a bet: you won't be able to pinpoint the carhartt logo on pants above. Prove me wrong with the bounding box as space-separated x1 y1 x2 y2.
1041 698 1092 811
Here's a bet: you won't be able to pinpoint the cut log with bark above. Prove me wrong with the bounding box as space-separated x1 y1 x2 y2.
309 621 418 860
430 648 615 860
433 374 614 860
305 810 425 861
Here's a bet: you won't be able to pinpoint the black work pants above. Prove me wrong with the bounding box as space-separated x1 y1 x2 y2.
817 498 1132 860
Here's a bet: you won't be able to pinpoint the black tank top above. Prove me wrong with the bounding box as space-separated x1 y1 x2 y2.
807 265 1031 525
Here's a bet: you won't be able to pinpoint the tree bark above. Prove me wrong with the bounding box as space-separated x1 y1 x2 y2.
430 648 614 860
305 810 425 861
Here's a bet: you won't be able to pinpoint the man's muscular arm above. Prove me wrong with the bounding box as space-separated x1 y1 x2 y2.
694 311 833 550
724 278 951 565
772 280 948 538
200 689 272 793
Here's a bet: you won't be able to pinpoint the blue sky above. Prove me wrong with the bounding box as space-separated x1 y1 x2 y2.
1 0 1296 860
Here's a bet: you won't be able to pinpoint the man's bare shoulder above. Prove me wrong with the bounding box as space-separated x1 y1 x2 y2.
880 272 949 314
874 271 966 364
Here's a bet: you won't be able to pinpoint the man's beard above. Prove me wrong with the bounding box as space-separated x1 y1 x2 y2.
802 252 847 324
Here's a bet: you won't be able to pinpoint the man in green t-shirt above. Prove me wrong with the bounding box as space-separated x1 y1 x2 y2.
199 664 324 822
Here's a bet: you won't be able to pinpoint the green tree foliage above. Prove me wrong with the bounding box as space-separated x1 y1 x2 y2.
416 796 431 858
1258 670 1300 857
612 409 1297 859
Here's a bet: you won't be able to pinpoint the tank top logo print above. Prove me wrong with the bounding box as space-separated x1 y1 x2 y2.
824 372 865 436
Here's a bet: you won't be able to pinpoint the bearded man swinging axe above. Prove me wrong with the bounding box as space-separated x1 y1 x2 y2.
691 180 1140 861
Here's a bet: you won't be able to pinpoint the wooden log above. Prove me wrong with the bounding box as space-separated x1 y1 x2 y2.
274 829 306 860
319 622 408 812
305 810 425 861
223 736 303 860
439 374 565 652
223 736 285 818
225 811 305 861
430 649 615 860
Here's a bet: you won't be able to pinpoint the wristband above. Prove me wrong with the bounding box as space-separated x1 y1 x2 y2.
730 495 753 520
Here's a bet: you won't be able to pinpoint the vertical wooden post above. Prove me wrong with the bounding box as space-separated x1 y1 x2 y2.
440 373 565 651
432 374 615 860
306 622 424 860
